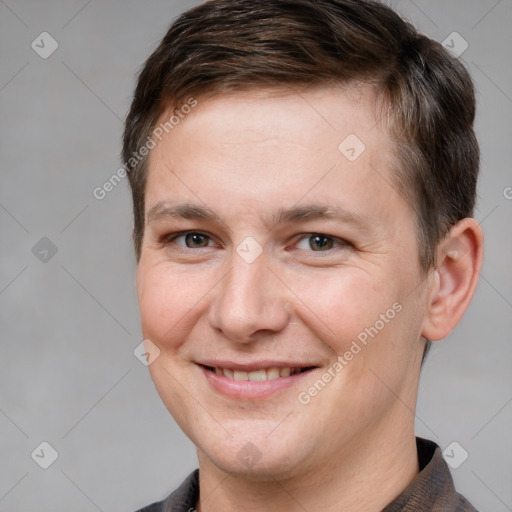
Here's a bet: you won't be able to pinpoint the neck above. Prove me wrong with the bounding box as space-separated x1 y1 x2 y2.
196 421 419 512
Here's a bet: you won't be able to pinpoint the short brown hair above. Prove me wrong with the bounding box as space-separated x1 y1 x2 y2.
123 0 479 273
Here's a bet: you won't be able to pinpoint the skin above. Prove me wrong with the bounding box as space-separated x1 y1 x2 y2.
136 86 483 512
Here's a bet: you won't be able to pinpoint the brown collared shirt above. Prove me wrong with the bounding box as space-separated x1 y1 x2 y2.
136 438 478 512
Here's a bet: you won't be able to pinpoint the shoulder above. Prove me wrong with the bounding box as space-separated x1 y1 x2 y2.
453 493 479 512
384 438 480 512
133 469 199 512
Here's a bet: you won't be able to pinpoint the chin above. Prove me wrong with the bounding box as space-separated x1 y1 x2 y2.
193 420 315 481
204 447 308 482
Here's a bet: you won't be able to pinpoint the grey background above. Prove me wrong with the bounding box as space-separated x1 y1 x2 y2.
0 0 511 511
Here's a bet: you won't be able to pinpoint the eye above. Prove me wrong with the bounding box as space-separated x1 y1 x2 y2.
165 231 216 249
295 233 350 252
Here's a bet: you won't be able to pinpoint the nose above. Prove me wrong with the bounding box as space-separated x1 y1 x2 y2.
208 251 290 344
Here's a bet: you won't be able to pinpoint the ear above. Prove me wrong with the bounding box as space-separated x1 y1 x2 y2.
421 218 484 341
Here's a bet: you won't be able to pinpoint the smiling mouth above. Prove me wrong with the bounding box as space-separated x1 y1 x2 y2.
203 365 316 381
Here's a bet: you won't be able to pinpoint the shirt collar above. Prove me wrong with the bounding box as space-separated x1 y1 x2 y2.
158 437 476 512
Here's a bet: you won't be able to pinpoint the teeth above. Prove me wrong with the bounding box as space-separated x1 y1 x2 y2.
213 367 303 381
248 369 267 381
266 367 280 380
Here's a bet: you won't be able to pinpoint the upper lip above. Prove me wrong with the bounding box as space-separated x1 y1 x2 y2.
197 360 318 372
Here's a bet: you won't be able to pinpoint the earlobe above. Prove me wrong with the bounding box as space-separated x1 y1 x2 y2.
421 218 484 341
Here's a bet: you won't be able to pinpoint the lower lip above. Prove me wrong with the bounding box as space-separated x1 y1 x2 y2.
200 365 313 400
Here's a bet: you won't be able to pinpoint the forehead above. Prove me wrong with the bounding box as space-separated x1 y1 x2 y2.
144 86 405 225
149 86 387 171
159 84 384 146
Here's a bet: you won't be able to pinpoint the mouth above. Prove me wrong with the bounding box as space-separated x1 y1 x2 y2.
203 365 316 381
198 363 318 399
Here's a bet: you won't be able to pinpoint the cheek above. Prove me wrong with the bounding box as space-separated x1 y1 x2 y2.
136 259 210 344
293 268 423 428
136 260 210 428
286 267 399 354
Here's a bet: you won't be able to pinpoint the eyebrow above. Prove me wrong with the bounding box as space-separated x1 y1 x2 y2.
147 202 219 224
146 201 372 232
268 204 369 230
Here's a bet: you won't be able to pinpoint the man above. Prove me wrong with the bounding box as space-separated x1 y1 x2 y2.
123 0 483 510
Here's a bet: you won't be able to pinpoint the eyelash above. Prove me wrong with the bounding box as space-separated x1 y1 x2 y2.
161 231 352 254
162 231 218 250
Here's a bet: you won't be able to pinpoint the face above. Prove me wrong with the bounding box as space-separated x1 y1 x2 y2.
136 87 430 481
